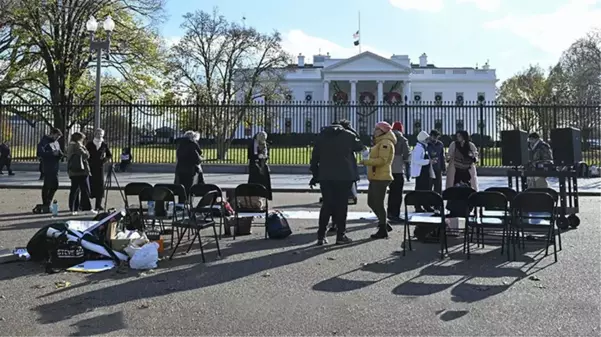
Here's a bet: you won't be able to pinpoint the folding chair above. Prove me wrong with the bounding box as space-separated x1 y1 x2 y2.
485 187 517 203
188 184 226 238
155 183 187 219
124 182 152 210
465 191 509 260
403 191 446 259
511 192 558 262
138 186 175 232
442 186 477 241
524 187 562 251
170 190 221 262
233 183 270 239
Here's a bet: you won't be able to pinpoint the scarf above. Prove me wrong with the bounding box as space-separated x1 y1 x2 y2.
93 138 103 150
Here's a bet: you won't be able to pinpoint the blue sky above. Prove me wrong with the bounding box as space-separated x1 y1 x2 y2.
160 0 601 82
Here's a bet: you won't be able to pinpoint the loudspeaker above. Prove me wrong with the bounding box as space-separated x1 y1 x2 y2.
550 127 582 165
501 130 529 166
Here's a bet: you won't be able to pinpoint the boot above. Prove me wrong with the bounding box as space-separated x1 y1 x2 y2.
370 224 389 239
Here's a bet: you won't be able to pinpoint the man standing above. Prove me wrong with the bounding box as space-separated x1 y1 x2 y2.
527 132 553 188
387 121 410 220
0 140 15 175
310 120 365 246
427 130 446 195
37 128 63 210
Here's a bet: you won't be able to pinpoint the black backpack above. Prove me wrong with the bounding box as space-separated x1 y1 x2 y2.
266 211 292 239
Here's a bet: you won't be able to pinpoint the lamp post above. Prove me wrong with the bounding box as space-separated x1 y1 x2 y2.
86 15 115 130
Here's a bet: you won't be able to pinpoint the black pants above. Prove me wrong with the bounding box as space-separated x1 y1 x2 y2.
176 173 196 196
318 180 353 239
69 176 91 212
431 169 442 195
41 173 59 206
39 162 44 178
405 163 411 181
387 173 405 218
0 157 12 172
414 169 432 212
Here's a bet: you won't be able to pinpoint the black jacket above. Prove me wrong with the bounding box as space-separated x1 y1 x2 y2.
310 125 365 182
37 135 62 174
175 138 202 176
0 143 10 158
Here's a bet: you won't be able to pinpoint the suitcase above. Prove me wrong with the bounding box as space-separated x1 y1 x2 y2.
319 182 358 205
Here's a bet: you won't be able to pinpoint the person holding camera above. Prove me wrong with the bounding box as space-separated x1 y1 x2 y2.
86 128 112 211
37 128 63 209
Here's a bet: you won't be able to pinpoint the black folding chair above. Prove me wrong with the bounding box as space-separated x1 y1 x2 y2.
511 192 558 262
138 186 175 232
442 186 477 242
233 183 270 239
124 182 152 210
524 187 562 251
485 187 517 202
465 191 510 260
170 190 221 262
403 191 446 259
188 184 226 238
155 183 187 219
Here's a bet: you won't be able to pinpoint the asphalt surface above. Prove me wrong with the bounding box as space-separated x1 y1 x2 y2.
0 190 600 336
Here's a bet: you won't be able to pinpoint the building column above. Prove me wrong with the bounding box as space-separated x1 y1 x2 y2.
350 80 357 128
403 81 412 102
377 80 384 121
323 80 330 102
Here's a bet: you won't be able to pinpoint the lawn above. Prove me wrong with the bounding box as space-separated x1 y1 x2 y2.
11 144 511 166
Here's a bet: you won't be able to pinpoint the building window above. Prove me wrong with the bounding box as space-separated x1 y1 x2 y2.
284 118 292 134
304 91 313 102
413 120 422 134
305 118 312 133
455 119 464 131
434 92 443 105
413 92 422 103
434 119 443 132
477 92 486 102
455 92 464 106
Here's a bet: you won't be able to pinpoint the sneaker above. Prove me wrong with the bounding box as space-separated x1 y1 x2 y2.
8 172 14 176
387 223 393 232
335 235 353 245
71 211 78 216
88 210 98 215
370 227 389 240
316 238 329 246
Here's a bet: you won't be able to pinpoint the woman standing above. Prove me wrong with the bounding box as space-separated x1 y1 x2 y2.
361 122 396 239
67 132 92 215
175 131 203 194
410 131 436 212
247 131 272 200
86 128 112 211
446 130 479 190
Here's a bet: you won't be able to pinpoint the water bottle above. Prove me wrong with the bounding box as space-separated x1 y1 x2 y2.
148 201 155 217
51 200 59 217
167 201 174 217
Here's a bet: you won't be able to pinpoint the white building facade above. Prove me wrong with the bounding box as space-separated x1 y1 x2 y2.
236 51 498 139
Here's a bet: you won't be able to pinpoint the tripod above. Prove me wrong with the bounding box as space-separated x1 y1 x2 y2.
104 163 127 210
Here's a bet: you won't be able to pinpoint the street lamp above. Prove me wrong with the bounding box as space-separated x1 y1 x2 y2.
86 15 115 129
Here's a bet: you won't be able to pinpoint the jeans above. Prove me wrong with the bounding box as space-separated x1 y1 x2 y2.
69 176 92 212
318 180 353 239
387 173 405 218
41 174 59 206
367 180 391 225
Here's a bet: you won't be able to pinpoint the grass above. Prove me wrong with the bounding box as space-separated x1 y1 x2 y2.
10 144 513 166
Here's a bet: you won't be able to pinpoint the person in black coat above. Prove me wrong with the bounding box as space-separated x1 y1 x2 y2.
175 131 203 194
247 131 272 200
0 140 14 175
37 128 63 207
85 128 112 211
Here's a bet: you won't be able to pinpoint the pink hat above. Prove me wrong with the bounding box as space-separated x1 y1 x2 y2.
375 121 392 133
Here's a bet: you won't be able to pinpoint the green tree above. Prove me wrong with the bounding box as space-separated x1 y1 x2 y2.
0 0 166 143
166 8 291 159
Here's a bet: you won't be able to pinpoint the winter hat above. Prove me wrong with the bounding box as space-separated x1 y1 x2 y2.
392 121 404 133
417 131 430 143
375 121 392 133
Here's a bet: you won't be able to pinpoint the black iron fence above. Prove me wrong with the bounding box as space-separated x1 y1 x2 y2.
1 100 599 166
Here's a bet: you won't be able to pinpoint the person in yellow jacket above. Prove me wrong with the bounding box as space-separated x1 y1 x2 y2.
361 121 397 239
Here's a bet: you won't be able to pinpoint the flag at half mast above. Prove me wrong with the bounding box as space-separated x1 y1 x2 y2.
353 30 360 46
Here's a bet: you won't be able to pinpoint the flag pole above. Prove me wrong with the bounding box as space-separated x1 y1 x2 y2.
358 11 361 53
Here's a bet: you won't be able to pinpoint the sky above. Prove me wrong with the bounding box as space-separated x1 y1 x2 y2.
159 0 601 82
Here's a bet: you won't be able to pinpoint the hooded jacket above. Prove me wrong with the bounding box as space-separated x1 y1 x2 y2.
310 124 365 182
175 138 203 176
362 131 397 181
391 130 410 174
66 141 90 177
37 135 62 174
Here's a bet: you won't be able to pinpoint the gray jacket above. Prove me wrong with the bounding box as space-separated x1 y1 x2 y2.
391 130 410 174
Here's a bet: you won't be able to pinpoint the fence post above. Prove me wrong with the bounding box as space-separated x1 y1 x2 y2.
127 103 133 150
403 95 409 130
479 101 486 165
553 96 558 129
263 102 268 132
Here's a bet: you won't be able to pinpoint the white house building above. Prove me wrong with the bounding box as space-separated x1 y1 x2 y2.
236 51 498 138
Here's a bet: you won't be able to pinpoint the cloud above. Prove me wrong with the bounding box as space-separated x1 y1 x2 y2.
281 30 393 63
164 36 181 48
484 0 601 58
388 0 445 12
456 0 500 11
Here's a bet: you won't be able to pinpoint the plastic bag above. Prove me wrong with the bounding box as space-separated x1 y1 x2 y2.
129 242 159 270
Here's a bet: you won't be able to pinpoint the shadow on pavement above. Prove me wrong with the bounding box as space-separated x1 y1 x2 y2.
70 311 126 336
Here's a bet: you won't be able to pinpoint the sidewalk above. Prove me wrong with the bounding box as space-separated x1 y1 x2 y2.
1 172 599 195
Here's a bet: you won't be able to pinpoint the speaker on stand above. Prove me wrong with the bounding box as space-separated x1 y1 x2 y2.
550 127 582 167
501 130 529 167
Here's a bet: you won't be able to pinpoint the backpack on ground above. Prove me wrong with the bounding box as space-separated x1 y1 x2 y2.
266 210 292 239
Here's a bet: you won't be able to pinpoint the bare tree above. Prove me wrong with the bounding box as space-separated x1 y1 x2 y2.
167 8 291 159
0 0 167 143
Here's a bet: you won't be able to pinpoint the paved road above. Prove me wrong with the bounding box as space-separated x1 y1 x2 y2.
0 190 600 336
1 171 600 194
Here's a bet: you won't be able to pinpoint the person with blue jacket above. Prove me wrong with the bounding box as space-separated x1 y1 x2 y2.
37 128 63 208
